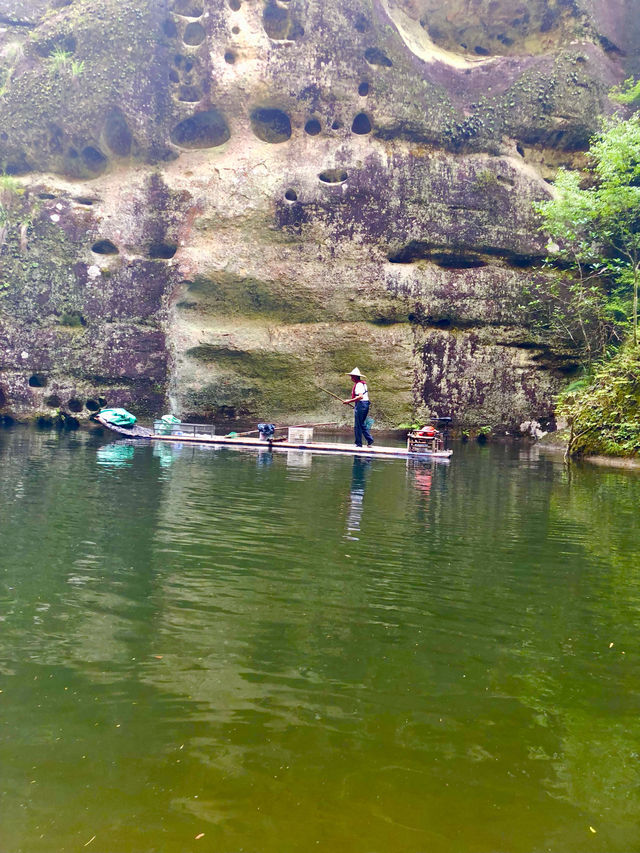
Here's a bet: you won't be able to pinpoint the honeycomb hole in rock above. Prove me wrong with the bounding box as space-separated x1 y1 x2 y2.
358 81 370 96
82 146 108 174
28 374 48 388
516 143 525 157
163 18 178 38
184 59 195 72
351 113 371 135
184 21 206 45
170 109 230 148
67 399 84 413
232 25 240 34
474 45 490 55
284 188 298 201
364 47 393 67
85 399 100 412
250 108 292 144
228 0 241 8
149 242 178 259
38 192 56 200
75 197 95 206
169 69 180 82
224 50 236 64
262 3 290 39
319 169 348 184
178 85 202 102
331 120 342 130
91 239 119 255
172 0 203 17
44 394 61 408
354 14 370 32
104 108 132 157
304 118 321 136
98 397 107 407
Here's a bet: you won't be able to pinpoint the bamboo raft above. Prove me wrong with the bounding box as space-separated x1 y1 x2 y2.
95 416 453 459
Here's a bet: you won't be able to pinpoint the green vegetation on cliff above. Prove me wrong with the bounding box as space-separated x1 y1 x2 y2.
535 108 640 457
558 345 640 457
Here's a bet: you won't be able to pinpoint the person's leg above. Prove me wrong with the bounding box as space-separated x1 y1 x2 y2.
354 403 364 446
361 402 373 445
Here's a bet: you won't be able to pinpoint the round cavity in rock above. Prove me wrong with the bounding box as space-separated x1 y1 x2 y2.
85 399 100 412
474 45 490 55
38 192 56 200
28 374 48 388
184 59 194 72
170 109 230 148
364 47 393 67
104 108 132 157
351 113 371 135
172 0 203 17
228 0 241 8
262 2 289 39
354 14 370 32
331 120 342 130
91 239 119 255
75 197 95 205
81 146 108 174
319 169 348 184
231 25 240 34
250 108 291 144
358 81 370 96
98 396 107 407
178 85 202 102
285 188 298 201
67 398 84 413
224 50 236 63
304 118 321 136
169 69 180 82
183 21 206 45
163 18 178 38
148 242 178 259
516 143 525 157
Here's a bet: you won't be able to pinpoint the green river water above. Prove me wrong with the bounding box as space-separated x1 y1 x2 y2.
1 427 639 853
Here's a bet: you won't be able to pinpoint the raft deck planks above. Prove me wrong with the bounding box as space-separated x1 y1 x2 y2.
150 432 453 459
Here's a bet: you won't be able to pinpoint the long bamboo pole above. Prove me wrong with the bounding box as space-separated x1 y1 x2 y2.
317 386 354 407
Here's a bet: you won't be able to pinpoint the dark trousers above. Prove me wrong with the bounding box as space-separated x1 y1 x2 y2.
354 401 373 447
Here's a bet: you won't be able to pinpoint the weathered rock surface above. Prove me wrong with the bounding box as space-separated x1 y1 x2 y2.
0 0 635 429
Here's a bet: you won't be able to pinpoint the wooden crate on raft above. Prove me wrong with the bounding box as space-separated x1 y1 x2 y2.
406 429 445 454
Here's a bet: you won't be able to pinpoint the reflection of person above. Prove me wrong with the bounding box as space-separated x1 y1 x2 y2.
346 455 371 539
342 367 373 448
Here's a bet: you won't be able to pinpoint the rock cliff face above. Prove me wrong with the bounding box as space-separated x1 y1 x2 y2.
0 0 635 428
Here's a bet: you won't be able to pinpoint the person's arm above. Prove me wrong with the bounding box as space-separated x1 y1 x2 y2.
343 383 364 404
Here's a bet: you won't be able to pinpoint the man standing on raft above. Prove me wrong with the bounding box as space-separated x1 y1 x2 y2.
343 368 374 448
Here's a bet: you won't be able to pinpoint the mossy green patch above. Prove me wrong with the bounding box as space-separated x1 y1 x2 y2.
186 273 325 323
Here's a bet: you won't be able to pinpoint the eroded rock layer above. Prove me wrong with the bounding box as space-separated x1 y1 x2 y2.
0 0 635 428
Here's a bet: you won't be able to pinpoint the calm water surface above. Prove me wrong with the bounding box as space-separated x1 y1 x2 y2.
1 428 639 853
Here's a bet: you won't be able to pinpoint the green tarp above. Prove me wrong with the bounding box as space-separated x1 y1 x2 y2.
98 408 137 427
